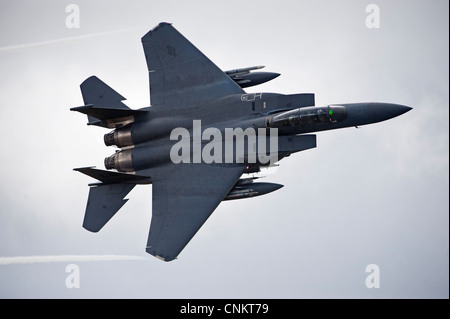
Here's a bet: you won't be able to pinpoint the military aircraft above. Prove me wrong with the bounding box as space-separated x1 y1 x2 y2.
71 22 411 261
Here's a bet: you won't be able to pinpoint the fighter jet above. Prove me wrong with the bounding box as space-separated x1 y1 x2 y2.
71 22 411 261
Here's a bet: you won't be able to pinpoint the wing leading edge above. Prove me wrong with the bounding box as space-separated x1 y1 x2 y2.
147 163 245 261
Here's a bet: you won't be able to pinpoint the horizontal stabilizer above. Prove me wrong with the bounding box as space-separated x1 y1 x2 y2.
70 105 147 122
83 183 136 232
77 76 149 127
74 167 151 185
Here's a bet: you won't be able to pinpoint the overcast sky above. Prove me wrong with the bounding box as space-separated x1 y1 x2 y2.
0 0 448 298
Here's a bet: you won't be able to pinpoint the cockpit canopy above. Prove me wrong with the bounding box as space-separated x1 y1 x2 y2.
270 105 347 128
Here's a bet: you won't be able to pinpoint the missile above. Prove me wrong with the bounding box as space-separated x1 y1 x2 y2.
224 182 283 201
225 66 280 88
232 72 281 88
225 65 265 77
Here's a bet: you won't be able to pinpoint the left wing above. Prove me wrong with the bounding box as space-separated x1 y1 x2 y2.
141 23 244 109
146 163 245 261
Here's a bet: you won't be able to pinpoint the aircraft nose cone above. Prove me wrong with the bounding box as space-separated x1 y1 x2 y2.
367 103 412 123
385 103 412 117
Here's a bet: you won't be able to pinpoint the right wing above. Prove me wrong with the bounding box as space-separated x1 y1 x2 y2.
147 163 245 261
75 167 151 232
141 23 244 109
82 183 136 232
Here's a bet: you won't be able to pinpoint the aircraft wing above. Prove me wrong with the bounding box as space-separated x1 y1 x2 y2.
147 163 245 261
141 22 244 109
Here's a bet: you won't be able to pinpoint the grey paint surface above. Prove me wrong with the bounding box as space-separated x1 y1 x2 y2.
72 23 410 262
0 0 447 298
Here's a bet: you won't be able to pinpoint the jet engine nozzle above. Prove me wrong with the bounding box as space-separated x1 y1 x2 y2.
104 127 133 148
104 150 133 172
104 154 116 170
104 132 115 146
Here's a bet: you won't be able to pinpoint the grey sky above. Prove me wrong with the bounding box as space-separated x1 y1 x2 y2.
0 0 448 298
